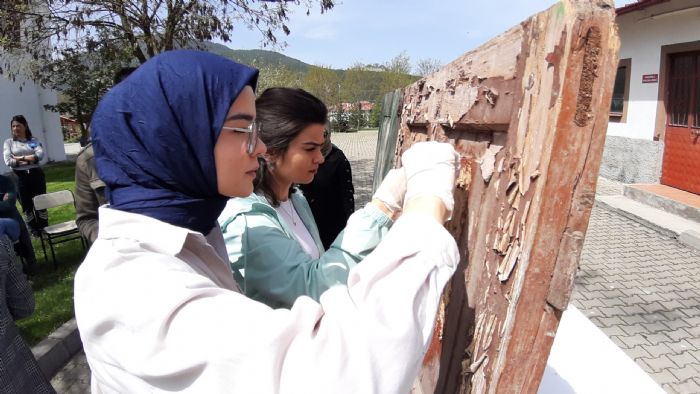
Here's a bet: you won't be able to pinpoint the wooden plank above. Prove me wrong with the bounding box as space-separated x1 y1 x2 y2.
398 1 620 392
372 89 403 192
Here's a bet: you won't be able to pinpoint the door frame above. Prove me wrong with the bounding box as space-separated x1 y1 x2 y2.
654 40 700 142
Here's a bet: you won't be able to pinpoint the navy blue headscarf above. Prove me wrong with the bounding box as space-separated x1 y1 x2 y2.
91 50 258 234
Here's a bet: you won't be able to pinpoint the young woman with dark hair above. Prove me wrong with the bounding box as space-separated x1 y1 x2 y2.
219 87 415 309
75 50 460 392
3 115 48 236
252 87 330 207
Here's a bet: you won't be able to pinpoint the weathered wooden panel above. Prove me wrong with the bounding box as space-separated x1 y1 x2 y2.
399 1 620 393
372 89 403 193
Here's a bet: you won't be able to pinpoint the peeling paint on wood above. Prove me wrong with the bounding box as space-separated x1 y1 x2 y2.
404 1 619 393
479 145 502 183
498 242 521 282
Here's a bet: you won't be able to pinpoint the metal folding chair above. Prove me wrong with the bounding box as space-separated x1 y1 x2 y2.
32 190 86 267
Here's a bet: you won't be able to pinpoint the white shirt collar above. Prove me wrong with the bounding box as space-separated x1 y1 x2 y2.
97 206 203 256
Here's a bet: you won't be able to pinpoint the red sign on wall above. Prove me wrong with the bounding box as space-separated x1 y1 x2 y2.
642 74 658 83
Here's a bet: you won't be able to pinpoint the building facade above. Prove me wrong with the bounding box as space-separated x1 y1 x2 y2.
0 71 66 171
601 0 700 194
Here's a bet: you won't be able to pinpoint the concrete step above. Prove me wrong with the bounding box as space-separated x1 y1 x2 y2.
623 184 700 223
31 318 82 380
596 195 700 250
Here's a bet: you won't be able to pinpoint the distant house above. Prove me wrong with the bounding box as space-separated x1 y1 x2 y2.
601 0 700 195
328 101 375 124
0 72 66 171
60 115 82 140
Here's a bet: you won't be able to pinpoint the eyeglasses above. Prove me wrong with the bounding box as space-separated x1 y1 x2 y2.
221 120 260 154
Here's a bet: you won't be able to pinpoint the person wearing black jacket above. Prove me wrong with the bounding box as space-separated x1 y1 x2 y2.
299 135 355 249
0 174 37 275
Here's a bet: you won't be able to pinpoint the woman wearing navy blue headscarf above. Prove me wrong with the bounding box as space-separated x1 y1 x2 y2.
74 49 461 393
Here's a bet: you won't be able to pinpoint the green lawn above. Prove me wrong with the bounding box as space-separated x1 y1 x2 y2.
16 161 87 346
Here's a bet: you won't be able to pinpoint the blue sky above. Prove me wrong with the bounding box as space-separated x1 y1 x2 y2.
223 0 637 71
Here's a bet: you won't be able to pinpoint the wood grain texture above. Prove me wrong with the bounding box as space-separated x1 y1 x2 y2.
398 1 620 392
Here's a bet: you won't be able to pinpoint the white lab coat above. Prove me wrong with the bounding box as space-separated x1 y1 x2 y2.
74 206 459 393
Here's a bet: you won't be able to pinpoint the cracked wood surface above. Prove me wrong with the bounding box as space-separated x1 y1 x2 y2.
393 1 620 393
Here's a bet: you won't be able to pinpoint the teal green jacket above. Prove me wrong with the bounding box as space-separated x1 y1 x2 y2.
218 191 393 309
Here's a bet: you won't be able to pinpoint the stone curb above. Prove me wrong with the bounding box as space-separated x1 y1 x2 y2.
678 229 700 250
623 185 700 223
31 318 82 379
594 199 679 239
595 197 700 252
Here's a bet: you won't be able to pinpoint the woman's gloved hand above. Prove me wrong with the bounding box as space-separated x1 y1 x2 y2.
372 168 407 215
401 141 459 218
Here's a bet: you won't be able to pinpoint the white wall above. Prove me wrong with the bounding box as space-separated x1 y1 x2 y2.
0 73 66 172
608 2 700 140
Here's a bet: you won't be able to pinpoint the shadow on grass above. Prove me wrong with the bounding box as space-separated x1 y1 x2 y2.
43 162 78 186
30 240 86 292
17 238 85 346
15 160 87 346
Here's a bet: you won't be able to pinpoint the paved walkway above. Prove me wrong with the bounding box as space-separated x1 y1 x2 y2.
50 352 90 393
330 131 378 209
571 201 700 393
51 130 700 393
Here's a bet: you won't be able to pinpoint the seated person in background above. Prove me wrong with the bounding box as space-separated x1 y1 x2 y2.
219 87 408 309
0 174 37 275
299 132 355 249
0 221 55 393
74 143 107 243
74 67 136 243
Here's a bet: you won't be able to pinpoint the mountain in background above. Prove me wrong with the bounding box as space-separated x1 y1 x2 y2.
204 42 322 73
203 42 394 101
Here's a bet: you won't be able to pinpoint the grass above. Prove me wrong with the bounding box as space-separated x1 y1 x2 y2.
16 161 87 346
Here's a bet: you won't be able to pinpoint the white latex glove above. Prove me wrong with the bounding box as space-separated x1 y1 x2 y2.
372 168 407 214
401 141 459 217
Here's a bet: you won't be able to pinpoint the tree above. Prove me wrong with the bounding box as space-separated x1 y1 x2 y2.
254 62 303 95
368 98 382 128
347 105 366 131
415 57 442 76
340 63 375 103
386 51 412 74
302 65 339 108
339 63 376 131
0 0 335 75
0 0 334 142
37 42 132 142
379 51 417 94
330 103 350 133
